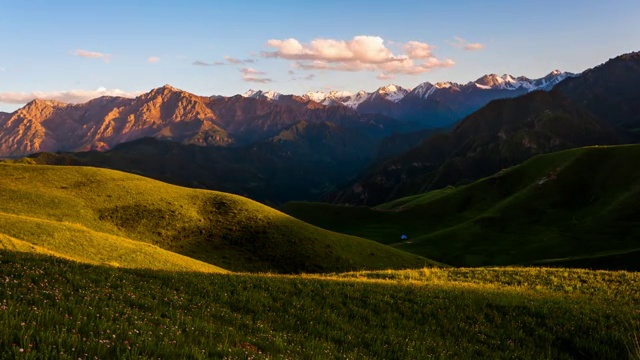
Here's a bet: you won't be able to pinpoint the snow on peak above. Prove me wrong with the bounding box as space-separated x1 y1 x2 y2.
242 89 281 100
303 91 328 103
242 89 258 97
375 84 409 102
303 90 354 105
474 74 521 89
378 84 398 92
435 82 453 89
411 82 435 99
531 70 576 90
472 72 572 91
237 68 574 108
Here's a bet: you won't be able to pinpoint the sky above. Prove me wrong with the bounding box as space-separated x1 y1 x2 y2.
0 0 639 112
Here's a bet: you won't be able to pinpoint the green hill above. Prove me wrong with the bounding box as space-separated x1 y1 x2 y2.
1 250 638 359
283 145 640 268
0 163 431 273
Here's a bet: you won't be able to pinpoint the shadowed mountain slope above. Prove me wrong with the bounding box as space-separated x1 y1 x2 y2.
329 91 626 205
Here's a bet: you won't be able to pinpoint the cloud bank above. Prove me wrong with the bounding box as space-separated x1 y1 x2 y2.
261 35 454 77
0 87 142 105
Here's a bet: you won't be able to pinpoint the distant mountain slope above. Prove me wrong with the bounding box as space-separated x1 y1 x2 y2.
207 94 401 144
0 87 228 157
555 51 640 130
0 163 431 272
24 118 381 203
329 90 625 205
283 145 640 269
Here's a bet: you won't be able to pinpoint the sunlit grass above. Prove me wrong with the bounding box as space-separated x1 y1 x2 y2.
1 250 638 359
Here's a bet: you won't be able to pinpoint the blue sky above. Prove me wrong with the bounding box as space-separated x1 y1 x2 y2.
0 0 638 112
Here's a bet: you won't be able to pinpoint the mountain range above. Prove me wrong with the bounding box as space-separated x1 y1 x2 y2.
0 85 399 158
0 70 572 159
246 70 574 126
2 52 639 206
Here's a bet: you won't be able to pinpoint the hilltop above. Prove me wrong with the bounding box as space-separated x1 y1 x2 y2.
283 145 640 268
0 163 431 273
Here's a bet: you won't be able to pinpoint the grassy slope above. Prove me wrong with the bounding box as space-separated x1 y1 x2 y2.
0 163 430 273
283 145 640 267
1 250 638 359
0 215 227 273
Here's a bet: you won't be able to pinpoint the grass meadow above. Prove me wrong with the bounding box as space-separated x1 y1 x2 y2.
1 250 639 359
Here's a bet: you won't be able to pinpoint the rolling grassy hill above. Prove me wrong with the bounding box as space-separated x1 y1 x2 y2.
1 250 638 359
0 163 431 273
283 145 640 268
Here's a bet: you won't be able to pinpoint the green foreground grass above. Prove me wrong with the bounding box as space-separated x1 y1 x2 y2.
0 163 431 273
1 250 639 359
283 145 640 268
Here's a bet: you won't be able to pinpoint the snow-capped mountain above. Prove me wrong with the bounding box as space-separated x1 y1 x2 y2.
373 85 410 102
295 70 575 110
301 84 409 109
235 70 576 127
529 70 574 90
242 89 281 101
407 70 575 99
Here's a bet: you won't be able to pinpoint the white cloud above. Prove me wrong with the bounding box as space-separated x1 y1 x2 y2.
450 37 485 51
262 35 453 75
240 67 266 75
291 73 316 81
0 87 142 105
377 73 395 80
403 41 434 59
192 60 226 66
225 56 244 64
224 56 257 65
72 49 112 62
464 43 485 51
239 68 271 83
147 56 160 63
243 76 272 83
